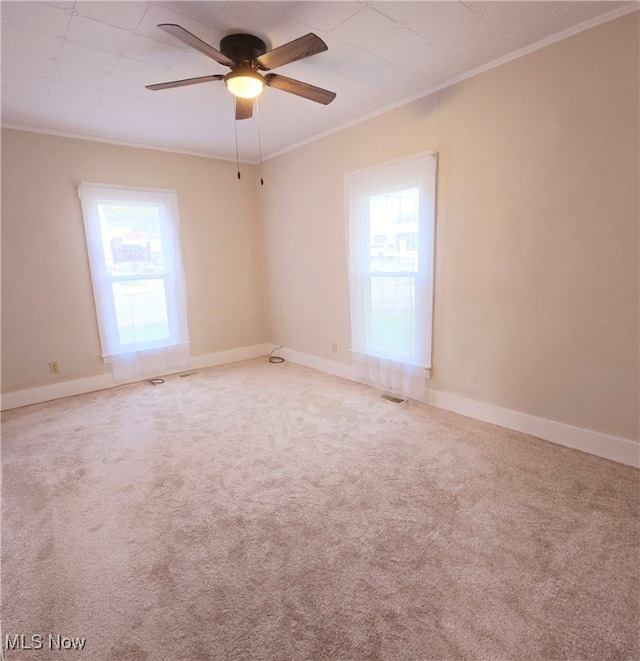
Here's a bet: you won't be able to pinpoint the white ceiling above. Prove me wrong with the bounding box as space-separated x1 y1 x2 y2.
1 1 635 162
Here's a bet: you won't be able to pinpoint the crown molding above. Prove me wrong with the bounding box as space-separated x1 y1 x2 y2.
0 122 253 164
264 3 640 161
2 3 637 164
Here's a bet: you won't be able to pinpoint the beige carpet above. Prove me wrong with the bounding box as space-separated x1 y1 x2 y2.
2 358 638 660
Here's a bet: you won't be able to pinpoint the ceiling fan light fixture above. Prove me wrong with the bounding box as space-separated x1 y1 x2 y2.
225 69 264 99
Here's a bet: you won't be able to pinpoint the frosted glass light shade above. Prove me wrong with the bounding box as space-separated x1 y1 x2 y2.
225 71 264 99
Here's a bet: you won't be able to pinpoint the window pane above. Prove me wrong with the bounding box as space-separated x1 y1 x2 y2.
346 152 436 373
112 279 170 345
97 204 165 276
370 276 415 357
369 188 419 273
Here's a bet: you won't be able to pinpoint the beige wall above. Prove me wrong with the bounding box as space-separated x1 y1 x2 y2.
260 13 639 442
2 14 638 443
1 130 266 392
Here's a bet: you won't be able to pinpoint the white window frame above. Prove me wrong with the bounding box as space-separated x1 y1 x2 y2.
77 183 190 362
346 152 437 370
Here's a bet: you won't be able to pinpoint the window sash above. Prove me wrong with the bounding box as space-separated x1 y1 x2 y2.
346 152 437 369
104 275 173 354
78 184 189 359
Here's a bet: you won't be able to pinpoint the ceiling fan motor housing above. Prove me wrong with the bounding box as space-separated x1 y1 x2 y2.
220 34 267 65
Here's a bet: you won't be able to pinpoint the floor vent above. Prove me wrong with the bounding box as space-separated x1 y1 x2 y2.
380 393 406 404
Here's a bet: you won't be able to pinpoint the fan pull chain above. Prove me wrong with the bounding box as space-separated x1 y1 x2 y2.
256 98 264 186
234 100 241 180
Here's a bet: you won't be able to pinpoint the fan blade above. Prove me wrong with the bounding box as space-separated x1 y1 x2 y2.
264 74 336 105
146 75 224 91
158 24 234 67
256 33 327 71
235 97 253 120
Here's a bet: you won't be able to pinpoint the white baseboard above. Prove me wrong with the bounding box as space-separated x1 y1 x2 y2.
274 346 353 380
278 347 639 468
427 389 639 469
1 373 116 412
4 343 637 468
188 344 272 370
1 343 271 411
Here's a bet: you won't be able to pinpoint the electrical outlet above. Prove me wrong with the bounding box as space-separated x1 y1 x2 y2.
48 361 60 374
331 342 338 353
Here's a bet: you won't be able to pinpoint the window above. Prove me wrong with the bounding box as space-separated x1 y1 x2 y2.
78 184 190 380
345 152 437 399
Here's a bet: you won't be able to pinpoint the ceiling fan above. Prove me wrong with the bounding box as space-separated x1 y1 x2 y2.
146 24 337 120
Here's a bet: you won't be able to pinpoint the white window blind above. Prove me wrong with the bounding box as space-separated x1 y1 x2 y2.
345 152 437 401
78 184 190 382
